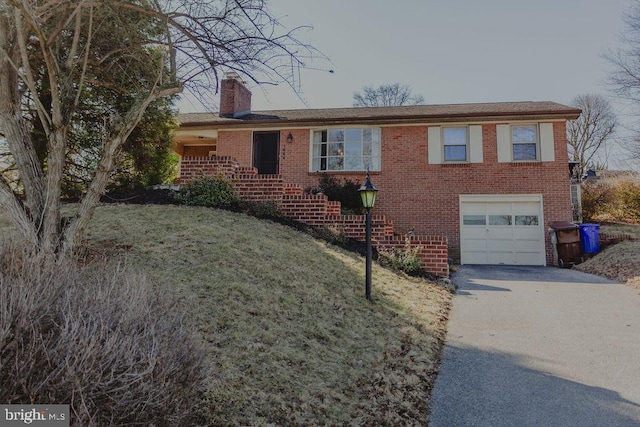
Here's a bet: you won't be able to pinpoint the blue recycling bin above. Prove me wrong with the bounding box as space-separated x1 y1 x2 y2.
580 223 600 254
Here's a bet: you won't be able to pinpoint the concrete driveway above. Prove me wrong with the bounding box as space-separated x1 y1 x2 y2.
429 265 640 427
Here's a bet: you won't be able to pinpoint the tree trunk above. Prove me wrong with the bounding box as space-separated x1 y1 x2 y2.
41 127 67 253
62 85 181 252
0 17 46 232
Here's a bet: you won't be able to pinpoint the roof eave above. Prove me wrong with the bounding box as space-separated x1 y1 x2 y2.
179 109 582 129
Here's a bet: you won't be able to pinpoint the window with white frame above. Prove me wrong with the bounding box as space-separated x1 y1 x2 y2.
443 127 468 162
311 128 381 171
511 124 538 161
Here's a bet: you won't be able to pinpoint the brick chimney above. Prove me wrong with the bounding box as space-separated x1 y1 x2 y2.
219 73 252 118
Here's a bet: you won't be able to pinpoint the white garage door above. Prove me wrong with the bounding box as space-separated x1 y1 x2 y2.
460 195 545 265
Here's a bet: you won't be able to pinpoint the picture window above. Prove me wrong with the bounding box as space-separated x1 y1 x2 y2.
311 128 381 171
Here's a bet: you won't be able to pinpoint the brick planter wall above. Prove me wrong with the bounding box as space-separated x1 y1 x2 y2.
330 215 395 243
178 156 450 276
177 156 240 183
378 235 450 277
599 232 638 252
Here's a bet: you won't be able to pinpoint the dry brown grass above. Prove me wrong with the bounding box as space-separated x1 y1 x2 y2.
600 222 640 239
75 203 451 425
575 223 640 289
0 238 206 426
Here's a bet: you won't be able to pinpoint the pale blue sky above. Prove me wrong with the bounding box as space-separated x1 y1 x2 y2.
177 0 636 167
180 0 632 110
266 0 631 109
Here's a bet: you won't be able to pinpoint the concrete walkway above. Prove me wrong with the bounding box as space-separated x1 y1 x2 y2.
429 265 640 427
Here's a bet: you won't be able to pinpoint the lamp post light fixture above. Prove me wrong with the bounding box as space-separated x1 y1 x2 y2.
358 170 378 301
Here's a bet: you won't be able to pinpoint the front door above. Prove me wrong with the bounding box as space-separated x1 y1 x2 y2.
253 131 279 174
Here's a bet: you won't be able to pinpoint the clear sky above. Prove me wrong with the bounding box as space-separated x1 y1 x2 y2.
177 0 636 167
180 0 632 110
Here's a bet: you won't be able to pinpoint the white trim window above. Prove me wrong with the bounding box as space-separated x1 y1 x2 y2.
311 128 381 172
443 126 468 162
511 124 538 161
429 125 483 164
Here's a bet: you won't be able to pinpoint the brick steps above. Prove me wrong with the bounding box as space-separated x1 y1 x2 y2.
178 156 449 276
280 194 334 226
234 175 285 203
284 183 304 196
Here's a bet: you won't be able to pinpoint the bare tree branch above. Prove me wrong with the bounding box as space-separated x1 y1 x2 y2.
566 94 617 178
353 83 425 107
604 0 640 166
0 0 316 255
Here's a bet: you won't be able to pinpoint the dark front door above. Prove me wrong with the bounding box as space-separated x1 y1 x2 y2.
253 131 280 174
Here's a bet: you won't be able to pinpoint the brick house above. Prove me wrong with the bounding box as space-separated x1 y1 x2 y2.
173 76 581 273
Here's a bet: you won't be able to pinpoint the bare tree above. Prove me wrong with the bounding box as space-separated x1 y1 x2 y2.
353 83 425 107
605 1 640 163
566 94 617 178
0 0 313 256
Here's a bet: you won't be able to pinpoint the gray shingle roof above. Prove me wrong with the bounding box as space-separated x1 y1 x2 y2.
178 101 581 128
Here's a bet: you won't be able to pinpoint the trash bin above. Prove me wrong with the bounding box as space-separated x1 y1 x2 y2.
549 221 581 268
580 223 600 254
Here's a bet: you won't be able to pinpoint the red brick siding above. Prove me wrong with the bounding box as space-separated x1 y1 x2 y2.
220 78 252 117
280 129 312 185
183 146 215 157
178 119 572 268
218 130 253 167
216 122 571 265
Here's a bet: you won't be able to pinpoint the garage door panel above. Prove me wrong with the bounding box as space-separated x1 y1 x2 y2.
463 239 488 252
487 228 513 240
513 228 540 239
512 202 539 215
515 252 544 265
488 252 516 265
488 239 516 252
462 251 489 264
464 227 488 239
460 196 544 266
463 203 486 215
515 239 541 252
486 203 512 215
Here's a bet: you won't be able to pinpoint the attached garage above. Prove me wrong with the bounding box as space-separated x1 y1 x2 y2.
460 195 545 265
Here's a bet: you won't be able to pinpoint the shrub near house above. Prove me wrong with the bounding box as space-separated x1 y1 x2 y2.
581 174 640 223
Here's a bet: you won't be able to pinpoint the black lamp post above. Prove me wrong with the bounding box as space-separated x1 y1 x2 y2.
358 170 378 301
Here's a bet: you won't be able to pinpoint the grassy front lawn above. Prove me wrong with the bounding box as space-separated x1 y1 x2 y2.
69 204 450 424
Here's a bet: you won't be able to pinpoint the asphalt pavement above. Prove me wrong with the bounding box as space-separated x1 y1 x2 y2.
429 265 640 427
